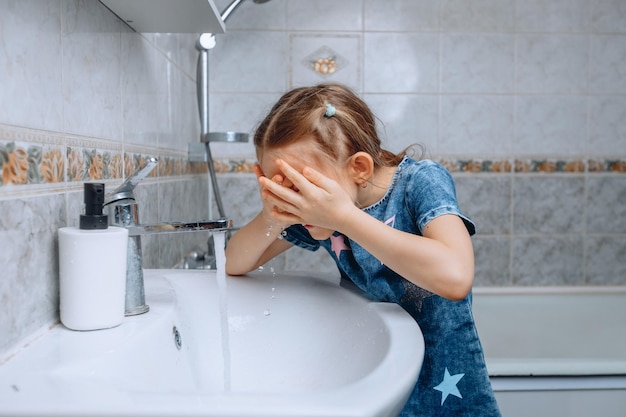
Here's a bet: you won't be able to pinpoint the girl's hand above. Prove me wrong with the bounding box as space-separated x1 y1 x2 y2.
258 159 357 232
254 164 295 231
225 165 295 275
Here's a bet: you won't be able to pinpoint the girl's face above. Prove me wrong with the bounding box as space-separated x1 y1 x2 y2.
258 137 357 240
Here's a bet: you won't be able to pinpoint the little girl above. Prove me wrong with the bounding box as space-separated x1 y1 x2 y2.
225 83 501 416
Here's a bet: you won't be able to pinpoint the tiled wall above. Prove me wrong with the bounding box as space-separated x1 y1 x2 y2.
207 0 626 286
0 0 211 355
1 0 625 356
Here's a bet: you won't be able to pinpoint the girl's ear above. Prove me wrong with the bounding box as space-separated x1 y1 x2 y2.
348 152 374 186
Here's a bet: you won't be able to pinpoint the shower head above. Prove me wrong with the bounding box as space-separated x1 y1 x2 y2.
220 0 271 23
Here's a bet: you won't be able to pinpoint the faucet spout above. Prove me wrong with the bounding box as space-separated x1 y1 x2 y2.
126 218 233 236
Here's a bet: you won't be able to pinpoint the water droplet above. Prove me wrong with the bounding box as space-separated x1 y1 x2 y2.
264 309 271 316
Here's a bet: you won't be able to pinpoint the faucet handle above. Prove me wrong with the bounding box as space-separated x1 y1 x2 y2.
106 157 159 204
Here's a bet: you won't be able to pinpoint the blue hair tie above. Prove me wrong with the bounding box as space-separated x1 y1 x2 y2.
324 103 336 117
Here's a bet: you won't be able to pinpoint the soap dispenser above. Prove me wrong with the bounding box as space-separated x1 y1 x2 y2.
58 183 128 331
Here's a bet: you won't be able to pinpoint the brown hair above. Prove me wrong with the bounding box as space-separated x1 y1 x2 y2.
254 83 406 169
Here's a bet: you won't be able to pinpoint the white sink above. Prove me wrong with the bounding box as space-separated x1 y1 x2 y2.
0 269 424 417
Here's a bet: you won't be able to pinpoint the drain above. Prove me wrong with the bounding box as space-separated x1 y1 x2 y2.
172 326 182 350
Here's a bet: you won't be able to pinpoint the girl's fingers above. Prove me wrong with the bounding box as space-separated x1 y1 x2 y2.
275 159 312 193
256 163 291 190
277 159 335 195
261 188 300 221
271 174 294 191
301 166 335 192
259 175 300 204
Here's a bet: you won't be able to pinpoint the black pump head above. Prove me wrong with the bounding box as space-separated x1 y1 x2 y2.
80 183 109 230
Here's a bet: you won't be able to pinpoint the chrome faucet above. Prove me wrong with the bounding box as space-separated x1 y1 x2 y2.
104 157 158 316
105 157 232 316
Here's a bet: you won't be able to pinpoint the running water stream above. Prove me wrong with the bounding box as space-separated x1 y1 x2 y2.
213 231 231 391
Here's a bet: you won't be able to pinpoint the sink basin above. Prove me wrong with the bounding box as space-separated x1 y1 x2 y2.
0 269 424 417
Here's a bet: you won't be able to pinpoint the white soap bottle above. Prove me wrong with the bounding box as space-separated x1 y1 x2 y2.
58 183 128 331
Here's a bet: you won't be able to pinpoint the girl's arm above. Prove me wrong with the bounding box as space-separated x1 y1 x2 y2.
258 160 474 300
224 211 292 275
339 210 474 300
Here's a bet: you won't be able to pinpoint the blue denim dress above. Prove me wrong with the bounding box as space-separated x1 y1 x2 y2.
283 157 501 416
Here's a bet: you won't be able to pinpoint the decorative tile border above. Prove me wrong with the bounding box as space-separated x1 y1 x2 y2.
65 146 123 182
1 124 624 193
0 140 205 187
0 141 60 186
215 157 626 175
0 125 209 193
433 158 625 174
588 159 626 173
440 159 513 173
213 159 258 174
